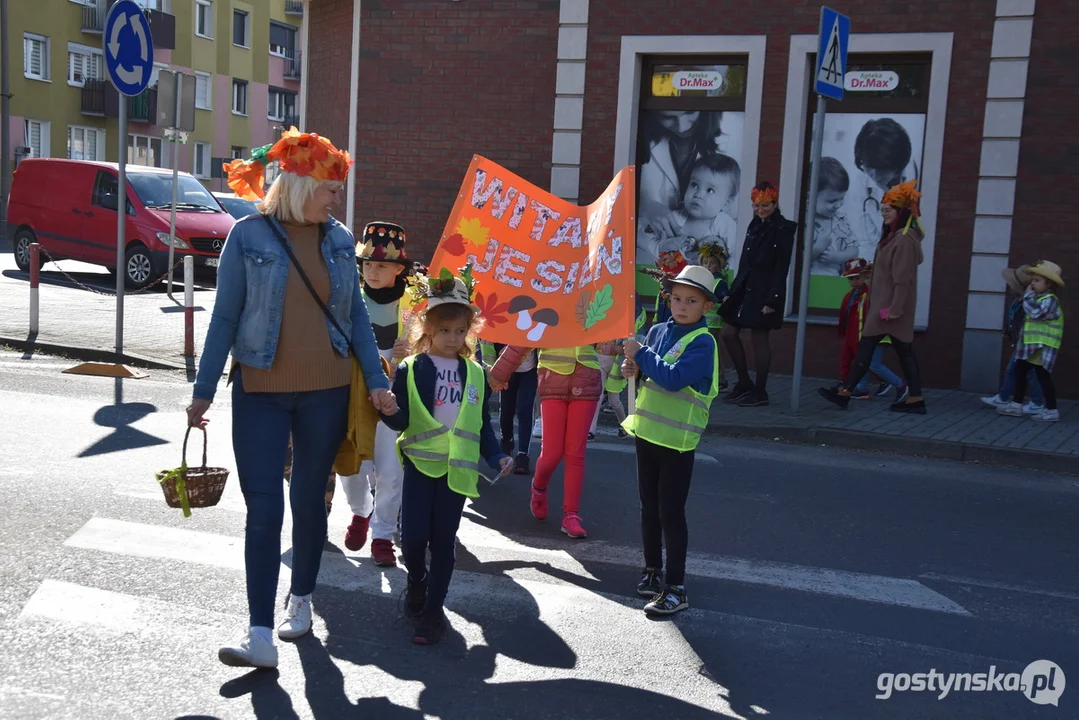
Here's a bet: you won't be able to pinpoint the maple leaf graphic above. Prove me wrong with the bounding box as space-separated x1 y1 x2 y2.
457 217 490 247
441 233 466 257
475 291 511 326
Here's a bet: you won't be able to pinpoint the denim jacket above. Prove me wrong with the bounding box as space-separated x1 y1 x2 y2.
193 214 389 401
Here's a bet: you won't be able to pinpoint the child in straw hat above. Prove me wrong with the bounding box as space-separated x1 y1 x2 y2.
997 261 1066 422
981 265 1045 412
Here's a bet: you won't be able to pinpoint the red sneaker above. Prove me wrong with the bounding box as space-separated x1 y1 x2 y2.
561 513 587 539
530 484 548 520
371 538 397 567
344 514 371 552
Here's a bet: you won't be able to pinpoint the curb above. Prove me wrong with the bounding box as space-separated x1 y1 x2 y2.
0 335 189 372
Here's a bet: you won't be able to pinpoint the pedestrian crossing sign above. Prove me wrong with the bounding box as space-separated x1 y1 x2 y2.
815 6 851 101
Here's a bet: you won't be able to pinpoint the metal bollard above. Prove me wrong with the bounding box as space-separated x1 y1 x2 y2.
29 243 40 335
183 256 194 358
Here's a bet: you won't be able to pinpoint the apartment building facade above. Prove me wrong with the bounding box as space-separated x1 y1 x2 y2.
3 0 306 191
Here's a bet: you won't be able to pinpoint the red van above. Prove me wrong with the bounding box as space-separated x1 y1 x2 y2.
7 159 235 289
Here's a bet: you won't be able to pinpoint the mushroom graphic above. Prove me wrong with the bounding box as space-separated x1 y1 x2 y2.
526 308 559 342
509 295 538 331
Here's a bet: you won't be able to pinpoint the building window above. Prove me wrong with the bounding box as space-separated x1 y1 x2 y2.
268 88 296 122
231 146 247 160
128 134 163 167
194 72 212 110
24 119 51 158
232 80 248 115
195 0 213 39
23 33 50 81
68 125 105 161
68 43 103 88
193 142 212 178
233 10 250 48
269 22 297 58
133 0 169 10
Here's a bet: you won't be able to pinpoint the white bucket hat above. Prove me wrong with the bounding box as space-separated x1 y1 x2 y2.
668 265 719 303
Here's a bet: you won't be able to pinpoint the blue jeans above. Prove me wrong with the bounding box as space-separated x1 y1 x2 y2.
232 370 350 628
998 355 1045 405
856 346 904 391
400 466 467 612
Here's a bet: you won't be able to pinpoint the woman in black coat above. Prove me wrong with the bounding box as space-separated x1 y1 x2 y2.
718 181 797 407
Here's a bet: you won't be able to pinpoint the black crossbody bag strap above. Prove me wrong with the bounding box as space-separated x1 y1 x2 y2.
262 214 357 358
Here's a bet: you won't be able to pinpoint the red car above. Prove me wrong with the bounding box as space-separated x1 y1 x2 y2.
7 158 234 289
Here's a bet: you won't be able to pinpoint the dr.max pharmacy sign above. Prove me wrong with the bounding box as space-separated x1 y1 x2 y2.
844 70 900 92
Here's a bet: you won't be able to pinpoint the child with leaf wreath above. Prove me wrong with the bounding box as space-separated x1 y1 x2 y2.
380 264 512 644
488 289 610 539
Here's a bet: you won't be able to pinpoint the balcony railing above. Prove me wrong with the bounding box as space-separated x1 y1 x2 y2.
81 1 106 34
284 50 302 80
284 0 303 15
81 79 107 116
128 88 157 123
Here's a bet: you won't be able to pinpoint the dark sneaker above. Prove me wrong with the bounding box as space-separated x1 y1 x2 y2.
413 608 447 645
738 390 769 407
644 586 689 616
875 382 895 398
513 453 531 475
404 576 427 624
637 567 664 598
617 428 628 439
895 385 910 404
587 432 596 441
818 386 850 409
851 389 871 401
890 399 927 415
720 379 730 391
724 382 754 404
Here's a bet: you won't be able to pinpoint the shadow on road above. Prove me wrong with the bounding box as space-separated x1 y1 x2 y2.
78 378 167 457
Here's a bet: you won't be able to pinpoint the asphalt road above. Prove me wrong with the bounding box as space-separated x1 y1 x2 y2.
1 349 1077 719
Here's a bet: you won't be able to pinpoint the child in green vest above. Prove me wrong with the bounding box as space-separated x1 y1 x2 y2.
997 260 1066 423
621 265 720 616
380 269 512 644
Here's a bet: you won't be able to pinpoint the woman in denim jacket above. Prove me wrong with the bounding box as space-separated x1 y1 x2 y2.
186 129 395 669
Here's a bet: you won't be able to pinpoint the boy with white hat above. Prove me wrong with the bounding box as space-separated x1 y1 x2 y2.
621 265 720 616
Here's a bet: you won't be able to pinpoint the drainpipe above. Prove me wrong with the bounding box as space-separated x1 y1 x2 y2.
345 0 360 232
1 0 11 243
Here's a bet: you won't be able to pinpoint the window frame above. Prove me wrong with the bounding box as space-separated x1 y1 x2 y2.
67 42 103 88
232 79 248 116
23 33 50 82
193 142 212 178
127 133 164 168
67 125 105 161
269 21 297 58
24 119 51 158
230 146 246 160
195 0 214 40
194 71 213 110
233 9 250 49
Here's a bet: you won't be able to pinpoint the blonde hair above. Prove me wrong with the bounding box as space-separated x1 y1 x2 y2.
409 304 485 358
258 172 331 223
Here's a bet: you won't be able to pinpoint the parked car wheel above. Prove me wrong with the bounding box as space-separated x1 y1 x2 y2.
124 244 157 290
13 229 42 273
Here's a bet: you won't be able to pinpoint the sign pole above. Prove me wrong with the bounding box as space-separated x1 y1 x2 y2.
116 98 127 355
790 97 826 412
166 73 182 299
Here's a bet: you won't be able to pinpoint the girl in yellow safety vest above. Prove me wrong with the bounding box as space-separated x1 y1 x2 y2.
380 270 512 645
997 260 1066 423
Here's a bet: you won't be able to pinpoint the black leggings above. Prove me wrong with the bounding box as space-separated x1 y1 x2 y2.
721 324 772 392
1012 359 1057 410
843 334 922 397
636 437 695 586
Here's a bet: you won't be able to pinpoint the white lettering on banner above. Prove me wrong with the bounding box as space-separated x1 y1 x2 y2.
671 70 723 92
845 71 900 92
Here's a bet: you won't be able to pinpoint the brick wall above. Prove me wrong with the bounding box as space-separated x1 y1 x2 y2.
1011 1 1078 398
581 1 996 391
309 0 560 260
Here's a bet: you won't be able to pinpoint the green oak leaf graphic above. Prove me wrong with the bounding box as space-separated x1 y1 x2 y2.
583 283 614 329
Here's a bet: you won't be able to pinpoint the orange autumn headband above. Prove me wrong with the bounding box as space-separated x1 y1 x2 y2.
882 180 921 217
222 126 353 201
751 185 778 204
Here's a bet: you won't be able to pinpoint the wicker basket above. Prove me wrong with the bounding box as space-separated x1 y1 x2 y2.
156 427 229 516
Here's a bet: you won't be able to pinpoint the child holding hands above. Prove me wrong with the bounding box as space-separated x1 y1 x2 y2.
621 266 721 616
380 269 512 644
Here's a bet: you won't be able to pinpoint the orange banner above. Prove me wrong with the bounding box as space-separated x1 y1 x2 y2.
428 156 636 348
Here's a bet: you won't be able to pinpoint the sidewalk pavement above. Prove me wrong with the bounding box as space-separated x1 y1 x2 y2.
2 252 1075 473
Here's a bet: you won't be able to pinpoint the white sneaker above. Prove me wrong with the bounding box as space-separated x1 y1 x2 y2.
1022 401 1044 415
981 395 1008 409
277 594 313 640
219 628 278 668
532 417 542 439
1031 408 1060 423
996 402 1023 417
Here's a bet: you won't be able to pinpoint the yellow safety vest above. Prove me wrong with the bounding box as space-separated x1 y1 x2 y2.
396 354 485 498
478 341 497 366
1022 295 1064 349
538 346 601 375
622 327 719 451
604 356 627 393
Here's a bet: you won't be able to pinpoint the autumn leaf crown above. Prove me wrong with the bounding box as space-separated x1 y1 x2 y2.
223 126 353 201
408 262 478 304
